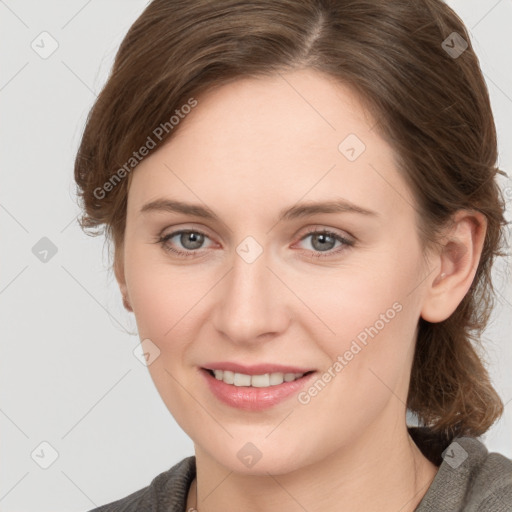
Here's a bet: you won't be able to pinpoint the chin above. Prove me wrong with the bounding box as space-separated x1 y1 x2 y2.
202 438 314 476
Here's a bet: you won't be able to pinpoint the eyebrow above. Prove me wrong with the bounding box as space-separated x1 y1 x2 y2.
139 198 378 222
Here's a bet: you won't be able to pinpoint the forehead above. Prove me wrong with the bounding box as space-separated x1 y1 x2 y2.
127 69 415 221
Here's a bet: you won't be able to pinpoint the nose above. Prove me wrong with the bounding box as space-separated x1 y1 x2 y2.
211 240 290 346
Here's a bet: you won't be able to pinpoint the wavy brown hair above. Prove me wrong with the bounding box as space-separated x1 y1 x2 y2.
74 0 508 441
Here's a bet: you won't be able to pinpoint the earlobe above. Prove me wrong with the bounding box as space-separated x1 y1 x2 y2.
114 245 133 313
420 210 486 323
122 294 133 313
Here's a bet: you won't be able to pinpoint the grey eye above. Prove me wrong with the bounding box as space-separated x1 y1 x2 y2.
176 231 205 250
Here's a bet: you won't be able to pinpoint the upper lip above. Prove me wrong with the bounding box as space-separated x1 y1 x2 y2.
202 362 315 375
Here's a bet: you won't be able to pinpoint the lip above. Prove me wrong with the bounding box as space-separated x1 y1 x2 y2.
200 367 317 411
203 361 315 375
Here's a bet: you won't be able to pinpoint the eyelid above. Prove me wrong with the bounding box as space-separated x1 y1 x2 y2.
158 223 216 241
294 225 355 243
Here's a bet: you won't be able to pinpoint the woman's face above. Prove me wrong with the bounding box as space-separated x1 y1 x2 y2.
119 68 435 474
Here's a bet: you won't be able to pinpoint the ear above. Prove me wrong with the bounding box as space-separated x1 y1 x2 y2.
114 242 133 313
420 210 487 323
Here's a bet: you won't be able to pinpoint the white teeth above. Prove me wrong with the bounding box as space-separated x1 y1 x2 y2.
251 374 270 387
233 373 252 386
210 370 306 387
213 369 224 380
269 372 285 385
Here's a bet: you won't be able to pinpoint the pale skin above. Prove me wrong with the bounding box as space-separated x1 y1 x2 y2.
114 68 486 512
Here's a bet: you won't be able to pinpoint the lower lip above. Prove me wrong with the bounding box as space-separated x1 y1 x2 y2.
200 368 316 411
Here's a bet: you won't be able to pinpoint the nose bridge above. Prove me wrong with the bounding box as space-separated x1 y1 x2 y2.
212 234 287 343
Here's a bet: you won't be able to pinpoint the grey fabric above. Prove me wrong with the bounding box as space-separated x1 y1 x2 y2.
415 435 512 511
87 428 512 511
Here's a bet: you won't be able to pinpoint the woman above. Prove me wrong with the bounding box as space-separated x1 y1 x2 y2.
74 0 512 510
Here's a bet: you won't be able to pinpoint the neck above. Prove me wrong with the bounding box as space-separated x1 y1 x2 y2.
188 419 438 512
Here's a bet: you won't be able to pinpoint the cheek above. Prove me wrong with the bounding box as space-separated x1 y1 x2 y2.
124 242 203 338
309 284 415 398
124 250 208 430
303 255 420 351
305 245 423 395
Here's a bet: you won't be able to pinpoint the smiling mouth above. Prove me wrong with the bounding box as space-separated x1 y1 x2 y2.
204 368 315 387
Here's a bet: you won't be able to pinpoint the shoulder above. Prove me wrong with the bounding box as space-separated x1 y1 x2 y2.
85 456 196 512
459 437 512 510
416 435 512 512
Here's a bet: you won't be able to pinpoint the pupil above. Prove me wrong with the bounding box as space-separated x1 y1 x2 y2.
183 232 203 249
314 233 333 251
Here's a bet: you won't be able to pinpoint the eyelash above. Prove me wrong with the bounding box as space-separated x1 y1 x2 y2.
155 228 354 260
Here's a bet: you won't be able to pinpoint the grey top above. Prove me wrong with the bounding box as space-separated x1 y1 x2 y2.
87 427 512 511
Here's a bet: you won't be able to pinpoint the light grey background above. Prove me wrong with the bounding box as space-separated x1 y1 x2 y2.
1 1 511 510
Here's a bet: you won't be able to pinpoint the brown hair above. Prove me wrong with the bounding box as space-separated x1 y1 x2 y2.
74 0 508 440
